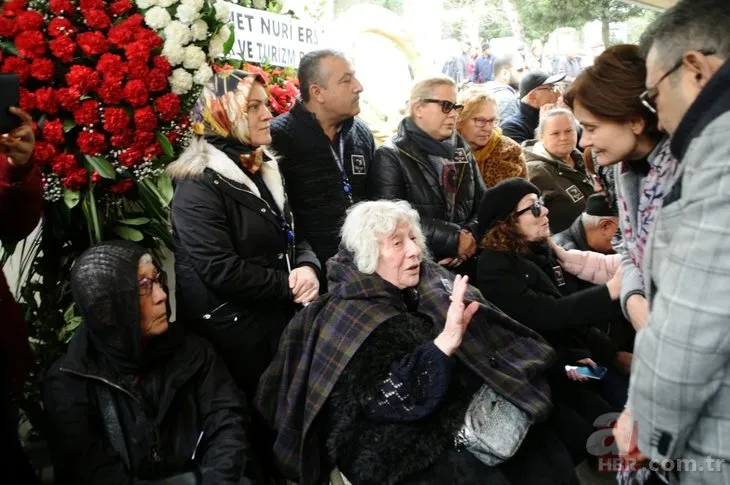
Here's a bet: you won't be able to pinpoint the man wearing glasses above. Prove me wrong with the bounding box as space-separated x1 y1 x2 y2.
501 71 566 145
614 1 730 484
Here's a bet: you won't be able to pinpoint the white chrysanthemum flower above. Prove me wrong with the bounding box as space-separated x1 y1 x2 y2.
156 0 177 6
181 0 205 10
193 64 214 85
144 6 172 30
183 45 206 70
176 4 201 25
214 2 231 22
170 68 194 95
253 0 266 8
208 37 224 59
162 42 186 66
190 19 208 41
164 21 192 46
135 0 156 9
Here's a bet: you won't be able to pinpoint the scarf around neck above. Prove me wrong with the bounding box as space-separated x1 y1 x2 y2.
404 117 456 159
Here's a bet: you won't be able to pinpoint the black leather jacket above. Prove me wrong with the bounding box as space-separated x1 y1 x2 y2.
368 120 486 260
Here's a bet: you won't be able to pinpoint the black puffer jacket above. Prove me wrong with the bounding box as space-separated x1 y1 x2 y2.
368 119 486 260
270 101 376 272
168 137 320 397
44 328 250 485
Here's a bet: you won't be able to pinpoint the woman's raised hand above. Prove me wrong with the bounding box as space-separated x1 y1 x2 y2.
434 275 480 356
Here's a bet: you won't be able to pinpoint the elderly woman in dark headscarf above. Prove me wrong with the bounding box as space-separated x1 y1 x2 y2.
43 241 251 485
256 200 579 485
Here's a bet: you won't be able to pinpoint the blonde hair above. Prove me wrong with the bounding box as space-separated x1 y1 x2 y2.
408 76 457 117
340 200 430 274
536 108 579 139
457 88 498 131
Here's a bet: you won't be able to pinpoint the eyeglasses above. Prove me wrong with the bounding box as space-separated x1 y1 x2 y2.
533 85 561 94
514 198 545 218
421 99 464 114
639 48 716 114
472 116 500 128
138 271 166 296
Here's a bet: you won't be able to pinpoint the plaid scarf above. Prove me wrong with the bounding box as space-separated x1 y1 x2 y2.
255 249 555 484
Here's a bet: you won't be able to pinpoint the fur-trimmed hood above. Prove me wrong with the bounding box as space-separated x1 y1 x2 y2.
166 137 286 213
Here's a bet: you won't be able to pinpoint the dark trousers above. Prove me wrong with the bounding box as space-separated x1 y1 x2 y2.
0 356 40 485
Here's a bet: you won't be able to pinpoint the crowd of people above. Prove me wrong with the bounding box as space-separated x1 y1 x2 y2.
1 0 729 484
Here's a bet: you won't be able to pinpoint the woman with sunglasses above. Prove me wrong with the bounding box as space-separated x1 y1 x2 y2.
523 108 595 234
368 76 486 275
44 241 253 485
456 88 528 188
475 178 627 461
564 44 678 332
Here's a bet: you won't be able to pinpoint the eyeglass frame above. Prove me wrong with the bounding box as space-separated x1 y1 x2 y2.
138 271 167 297
639 48 716 114
532 84 562 95
472 116 500 128
514 197 545 218
420 98 464 114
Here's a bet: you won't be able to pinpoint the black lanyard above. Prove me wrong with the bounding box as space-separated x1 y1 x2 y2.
329 134 353 205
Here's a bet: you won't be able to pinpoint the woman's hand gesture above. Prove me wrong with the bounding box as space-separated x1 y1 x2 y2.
434 275 480 356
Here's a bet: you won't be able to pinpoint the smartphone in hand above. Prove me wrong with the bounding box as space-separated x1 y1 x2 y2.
564 365 608 380
0 74 20 134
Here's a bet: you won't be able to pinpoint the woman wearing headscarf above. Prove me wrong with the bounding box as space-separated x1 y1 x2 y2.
167 67 320 482
43 241 251 485
256 200 579 485
368 76 486 275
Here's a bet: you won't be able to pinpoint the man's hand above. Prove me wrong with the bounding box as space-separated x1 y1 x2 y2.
457 230 477 260
626 294 649 331
613 408 647 461
434 274 480 356
0 107 35 167
566 357 597 382
615 351 633 375
289 266 319 304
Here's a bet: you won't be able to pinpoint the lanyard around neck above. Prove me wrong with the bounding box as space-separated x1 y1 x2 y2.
329 133 353 205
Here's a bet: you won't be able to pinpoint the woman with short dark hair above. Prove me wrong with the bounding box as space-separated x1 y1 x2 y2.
564 44 678 332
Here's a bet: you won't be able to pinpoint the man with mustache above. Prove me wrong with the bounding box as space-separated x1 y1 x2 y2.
270 50 376 286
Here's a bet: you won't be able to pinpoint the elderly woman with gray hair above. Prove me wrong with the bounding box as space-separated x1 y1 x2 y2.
522 108 595 233
256 200 579 485
368 76 486 274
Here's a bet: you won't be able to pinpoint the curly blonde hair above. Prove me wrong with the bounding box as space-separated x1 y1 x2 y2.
480 213 530 254
456 88 498 132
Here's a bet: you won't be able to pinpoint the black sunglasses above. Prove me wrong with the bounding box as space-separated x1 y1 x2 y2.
421 98 464 114
639 48 716 114
514 198 545 218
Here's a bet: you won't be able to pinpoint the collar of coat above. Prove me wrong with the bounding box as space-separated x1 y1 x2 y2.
166 137 286 213
289 98 356 139
523 140 585 173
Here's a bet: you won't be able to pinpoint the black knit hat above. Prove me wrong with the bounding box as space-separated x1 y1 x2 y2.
478 178 541 236
585 193 617 217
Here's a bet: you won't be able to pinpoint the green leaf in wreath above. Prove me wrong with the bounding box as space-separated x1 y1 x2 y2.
155 131 174 158
83 155 116 179
63 189 80 209
157 175 174 206
118 217 151 226
113 225 144 242
62 119 76 133
223 24 236 56
0 40 18 56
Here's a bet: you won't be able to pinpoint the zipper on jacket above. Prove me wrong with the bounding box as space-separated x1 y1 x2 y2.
59 367 140 403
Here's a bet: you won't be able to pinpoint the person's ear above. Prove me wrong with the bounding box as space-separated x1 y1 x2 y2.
310 83 325 103
599 219 617 234
683 51 720 90
629 116 646 136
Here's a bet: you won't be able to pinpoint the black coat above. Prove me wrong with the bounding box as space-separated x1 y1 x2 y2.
368 120 486 260
270 101 376 272
43 327 250 485
168 138 320 397
501 102 540 145
477 246 617 367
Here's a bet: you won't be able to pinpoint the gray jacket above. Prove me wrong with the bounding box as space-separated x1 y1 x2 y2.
629 60 730 484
